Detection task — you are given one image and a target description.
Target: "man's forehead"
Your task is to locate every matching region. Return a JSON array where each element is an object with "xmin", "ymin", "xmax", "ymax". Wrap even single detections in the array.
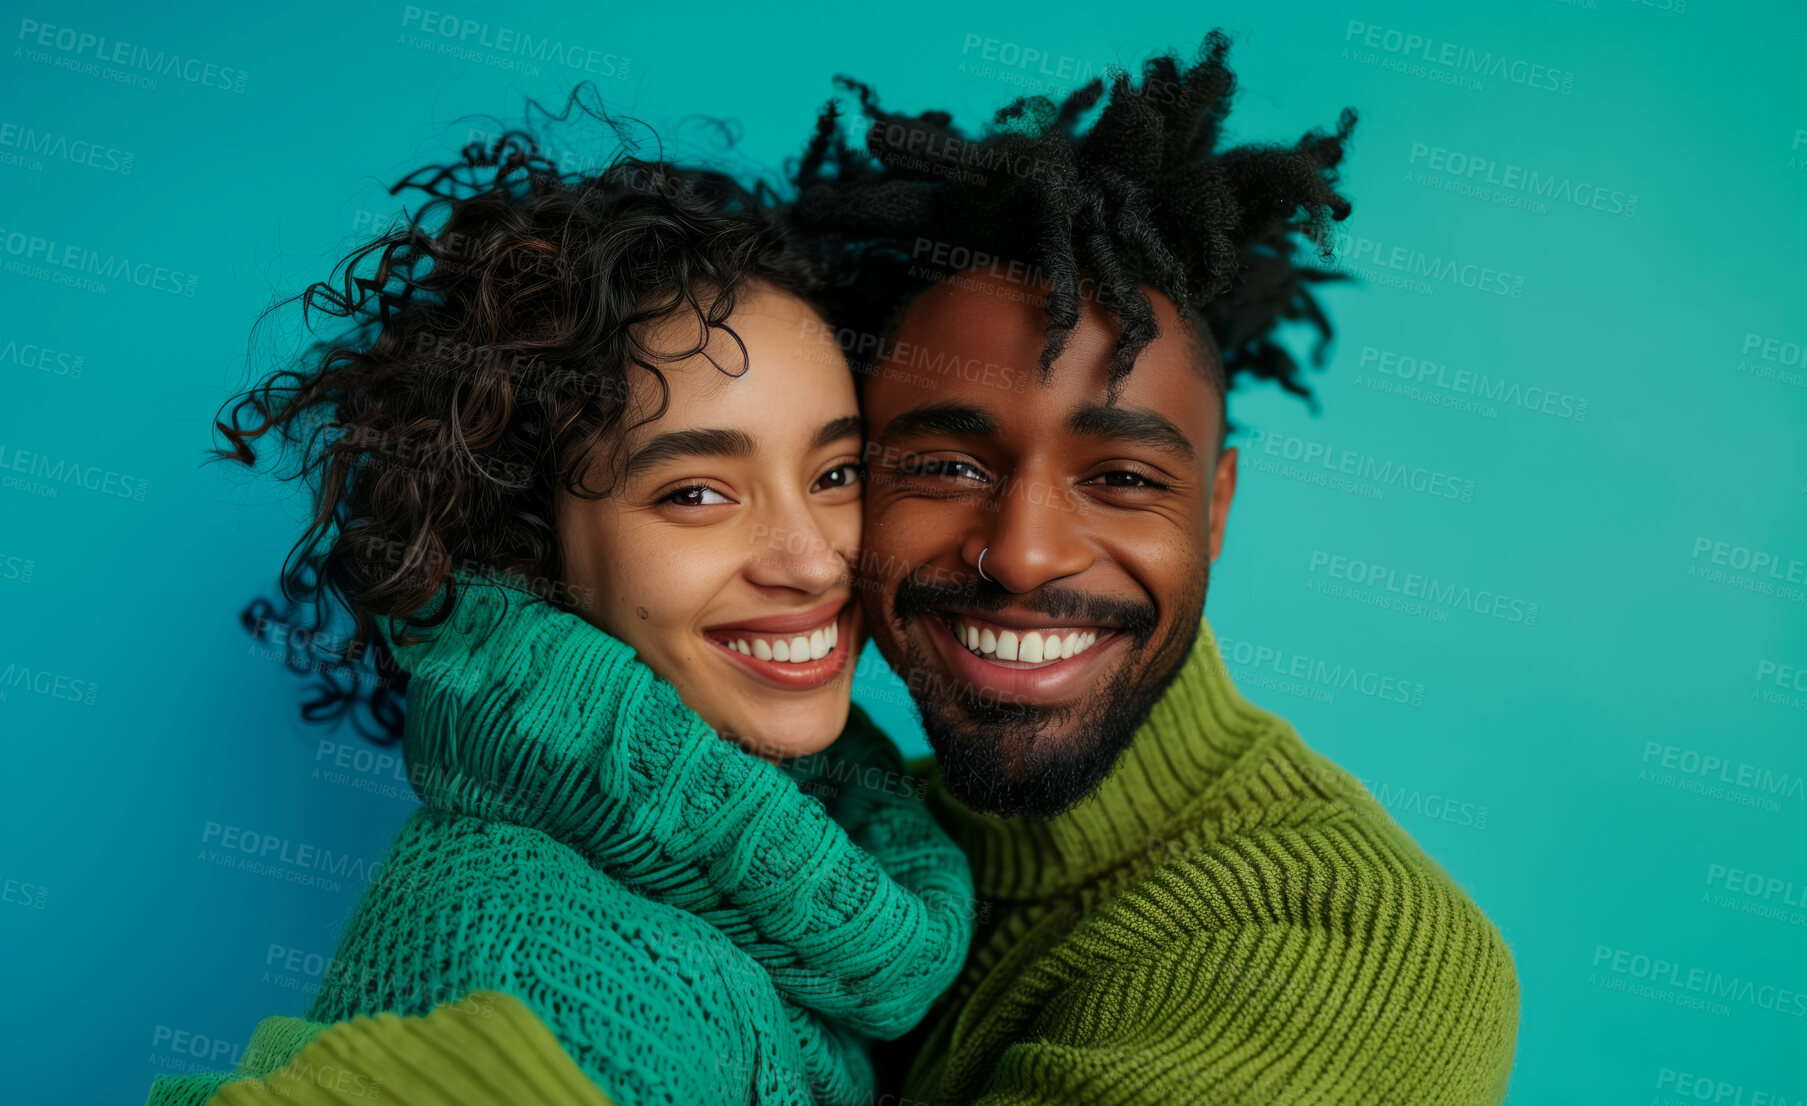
[{"xmin": 877, "ymin": 266, "xmax": 1223, "ymax": 422}]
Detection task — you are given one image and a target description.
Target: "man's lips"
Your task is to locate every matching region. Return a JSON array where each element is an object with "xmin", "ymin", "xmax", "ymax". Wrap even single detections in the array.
[
  {"xmin": 702, "ymin": 601, "xmax": 853, "ymax": 691},
  {"xmin": 919, "ymin": 608, "xmax": 1124, "ymax": 705},
  {"xmin": 938, "ymin": 610, "xmax": 1107, "ymax": 666}
]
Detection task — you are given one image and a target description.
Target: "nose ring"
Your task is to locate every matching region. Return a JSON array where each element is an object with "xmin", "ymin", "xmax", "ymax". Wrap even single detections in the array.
[{"xmin": 977, "ymin": 547, "xmax": 992, "ymax": 582}]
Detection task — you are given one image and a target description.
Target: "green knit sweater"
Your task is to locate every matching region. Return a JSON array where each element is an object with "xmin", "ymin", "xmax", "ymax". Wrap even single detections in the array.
[
  {"xmin": 149, "ymin": 580, "xmax": 974, "ymax": 1106},
  {"xmin": 901, "ymin": 616, "xmax": 1520, "ymax": 1106}
]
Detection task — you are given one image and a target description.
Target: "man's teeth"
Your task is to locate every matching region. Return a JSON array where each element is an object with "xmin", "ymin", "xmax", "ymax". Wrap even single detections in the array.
[
  {"xmin": 727, "ymin": 620, "xmax": 838, "ymax": 664},
  {"xmin": 955, "ymin": 619, "xmax": 1096, "ymax": 663}
]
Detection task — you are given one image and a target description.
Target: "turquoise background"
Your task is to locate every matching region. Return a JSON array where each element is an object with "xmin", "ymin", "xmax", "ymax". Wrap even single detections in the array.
[{"xmin": 3, "ymin": 0, "xmax": 1804, "ymax": 1100}]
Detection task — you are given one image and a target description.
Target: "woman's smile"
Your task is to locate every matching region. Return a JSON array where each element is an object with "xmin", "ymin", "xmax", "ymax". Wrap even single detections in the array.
[{"xmin": 703, "ymin": 599, "xmax": 855, "ymax": 691}]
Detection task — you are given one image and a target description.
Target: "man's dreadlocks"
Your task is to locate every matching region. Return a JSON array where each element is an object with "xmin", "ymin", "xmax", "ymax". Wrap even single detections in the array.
[{"xmin": 788, "ymin": 29, "xmax": 1356, "ymax": 429}]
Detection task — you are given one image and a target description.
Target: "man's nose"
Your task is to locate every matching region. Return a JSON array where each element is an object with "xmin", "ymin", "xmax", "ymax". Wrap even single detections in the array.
[{"xmin": 961, "ymin": 475, "xmax": 1092, "ymax": 593}]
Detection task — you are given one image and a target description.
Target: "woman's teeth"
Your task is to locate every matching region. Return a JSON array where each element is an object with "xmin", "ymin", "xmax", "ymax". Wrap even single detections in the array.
[
  {"xmin": 726, "ymin": 620, "xmax": 838, "ymax": 664},
  {"xmin": 953, "ymin": 618, "xmax": 1097, "ymax": 664}
]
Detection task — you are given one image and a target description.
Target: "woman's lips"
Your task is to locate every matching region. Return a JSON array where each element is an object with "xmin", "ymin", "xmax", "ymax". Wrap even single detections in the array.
[{"xmin": 702, "ymin": 601, "xmax": 853, "ymax": 691}]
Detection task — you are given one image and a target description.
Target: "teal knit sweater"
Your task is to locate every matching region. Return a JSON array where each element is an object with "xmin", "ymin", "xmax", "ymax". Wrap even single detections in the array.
[{"xmin": 154, "ymin": 581, "xmax": 974, "ymax": 1105}]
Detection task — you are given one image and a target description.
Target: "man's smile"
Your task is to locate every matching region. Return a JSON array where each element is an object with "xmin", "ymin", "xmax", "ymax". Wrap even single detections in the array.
[
  {"xmin": 920, "ymin": 607, "xmax": 1127, "ymax": 705},
  {"xmin": 939, "ymin": 610, "xmax": 1109, "ymax": 666}
]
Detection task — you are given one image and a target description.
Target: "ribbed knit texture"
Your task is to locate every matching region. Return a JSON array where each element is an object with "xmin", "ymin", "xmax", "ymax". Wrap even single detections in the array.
[
  {"xmin": 903, "ymin": 616, "xmax": 1519, "ymax": 1106},
  {"xmin": 150, "ymin": 579, "xmax": 973, "ymax": 1106},
  {"xmin": 146, "ymin": 1016, "xmax": 327, "ymax": 1105},
  {"xmin": 207, "ymin": 991, "xmax": 614, "ymax": 1106}
]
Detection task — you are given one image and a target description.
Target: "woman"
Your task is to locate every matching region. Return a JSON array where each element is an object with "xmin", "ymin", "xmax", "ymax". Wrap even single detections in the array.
[{"xmin": 147, "ymin": 123, "xmax": 973, "ymax": 1105}]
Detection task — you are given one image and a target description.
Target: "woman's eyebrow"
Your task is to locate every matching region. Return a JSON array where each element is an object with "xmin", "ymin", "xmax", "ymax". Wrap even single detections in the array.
[
  {"xmin": 625, "ymin": 427, "xmax": 757, "ymax": 476},
  {"xmin": 812, "ymin": 415, "xmax": 866, "ymax": 450}
]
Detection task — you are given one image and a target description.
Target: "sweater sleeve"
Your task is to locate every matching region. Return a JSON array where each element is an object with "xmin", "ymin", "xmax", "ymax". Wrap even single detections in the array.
[
  {"xmin": 144, "ymin": 1016, "xmax": 326, "ymax": 1106},
  {"xmin": 379, "ymin": 578, "xmax": 973, "ymax": 1041},
  {"xmin": 207, "ymin": 991, "xmax": 614, "ymax": 1106},
  {"xmin": 957, "ymin": 860, "xmax": 1519, "ymax": 1106}
]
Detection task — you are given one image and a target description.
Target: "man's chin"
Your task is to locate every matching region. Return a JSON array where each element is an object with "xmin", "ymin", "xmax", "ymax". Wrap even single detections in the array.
[
  {"xmin": 907, "ymin": 616, "xmax": 1202, "ymax": 821},
  {"xmin": 928, "ymin": 723, "xmax": 1132, "ymax": 820},
  {"xmin": 917, "ymin": 677, "xmax": 1150, "ymax": 820}
]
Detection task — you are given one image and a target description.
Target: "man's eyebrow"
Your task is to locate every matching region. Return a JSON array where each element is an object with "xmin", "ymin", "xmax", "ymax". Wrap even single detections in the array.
[
  {"xmin": 625, "ymin": 427, "xmax": 756, "ymax": 476},
  {"xmin": 811, "ymin": 415, "xmax": 866, "ymax": 450},
  {"xmin": 877, "ymin": 402, "xmax": 1000, "ymax": 441},
  {"xmin": 1068, "ymin": 403, "xmax": 1196, "ymax": 461}
]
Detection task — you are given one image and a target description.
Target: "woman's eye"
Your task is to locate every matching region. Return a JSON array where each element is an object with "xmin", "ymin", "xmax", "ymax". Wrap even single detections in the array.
[
  {"xmin": 813, "ymin": 463, "xmax": 865, "ymax": 491},
  {"xmin": 665, "ymin": 485, "xmax": 732, "ymax": 507}
]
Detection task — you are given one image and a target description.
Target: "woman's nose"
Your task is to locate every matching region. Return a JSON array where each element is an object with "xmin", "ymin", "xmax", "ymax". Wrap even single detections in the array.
[{"xmin": 745, "ymin": 505, "xmax": 855, "ymax": 594}]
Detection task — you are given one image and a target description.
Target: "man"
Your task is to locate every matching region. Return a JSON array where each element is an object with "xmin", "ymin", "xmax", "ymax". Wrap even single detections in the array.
[{"xmin": 791, "ymin": 31, "xmax": 1520, "ymax": 1106}]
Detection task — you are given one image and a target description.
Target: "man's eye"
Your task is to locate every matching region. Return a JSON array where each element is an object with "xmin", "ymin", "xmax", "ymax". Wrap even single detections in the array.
[
  {"xmin": 1091, "ymin": 470, "xmax": 1170, "ymax": 490},
  {"xmin": 666, "ymin": 485, "xmax": 732, "ymax": 507},
  {"xmin": 902, "ymin": 457, "xmax": 989, "ymax": 482},
  {"xmin": 813, "ymin": 463, "xmax": 865, "ymax": 491}
]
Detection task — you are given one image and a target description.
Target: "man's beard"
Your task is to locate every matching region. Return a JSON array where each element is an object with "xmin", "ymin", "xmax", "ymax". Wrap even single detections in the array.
[{"xmin": 889, "ymin": 566, "xmax": 1207, "ymax": 820}]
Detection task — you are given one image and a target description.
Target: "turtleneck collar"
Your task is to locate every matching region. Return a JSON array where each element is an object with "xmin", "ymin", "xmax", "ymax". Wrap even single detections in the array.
[
  {"xmin": 927, "ymin": 614, "xmax": 1293, "ymax": 901},
  {"xmin": 377, "ymin": 575, "xmax": 973, "ymax": 1049}
]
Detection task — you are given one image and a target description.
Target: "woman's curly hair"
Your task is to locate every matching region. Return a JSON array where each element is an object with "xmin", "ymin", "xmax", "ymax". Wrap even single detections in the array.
[
  {"xmin": 786, "ymin": 29, "xmax": 1356, "ymax": 436},
  {"xmin": 220, "ymin": 99, "xmax": 819, "ymax": 737}
]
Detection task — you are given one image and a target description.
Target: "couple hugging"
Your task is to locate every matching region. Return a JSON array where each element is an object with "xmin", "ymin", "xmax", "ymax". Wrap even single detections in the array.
[{"xmin": 151, "ymin": 32, "xmax": 1518, "ymax": 1106}]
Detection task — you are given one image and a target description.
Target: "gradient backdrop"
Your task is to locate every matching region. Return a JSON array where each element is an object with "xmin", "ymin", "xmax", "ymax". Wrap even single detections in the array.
[{"xmin": 3, "ymin": 0, "xmax": 1805, "ymax": 1101}]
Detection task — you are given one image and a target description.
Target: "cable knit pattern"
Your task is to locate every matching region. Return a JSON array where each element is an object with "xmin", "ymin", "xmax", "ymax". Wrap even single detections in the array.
[
  {"xmin": 901, "ymin": 616, "xmax": 1520, "ymax": 1106},
  {"xmin": 167, "ymin": 578, "xmax": 971, "ymax": 1106}
]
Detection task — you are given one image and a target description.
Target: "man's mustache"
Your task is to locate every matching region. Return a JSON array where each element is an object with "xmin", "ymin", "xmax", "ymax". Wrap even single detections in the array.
[{"xmin": 892, "ymin": 572, "xmax": 1159, "ymax": 645}]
